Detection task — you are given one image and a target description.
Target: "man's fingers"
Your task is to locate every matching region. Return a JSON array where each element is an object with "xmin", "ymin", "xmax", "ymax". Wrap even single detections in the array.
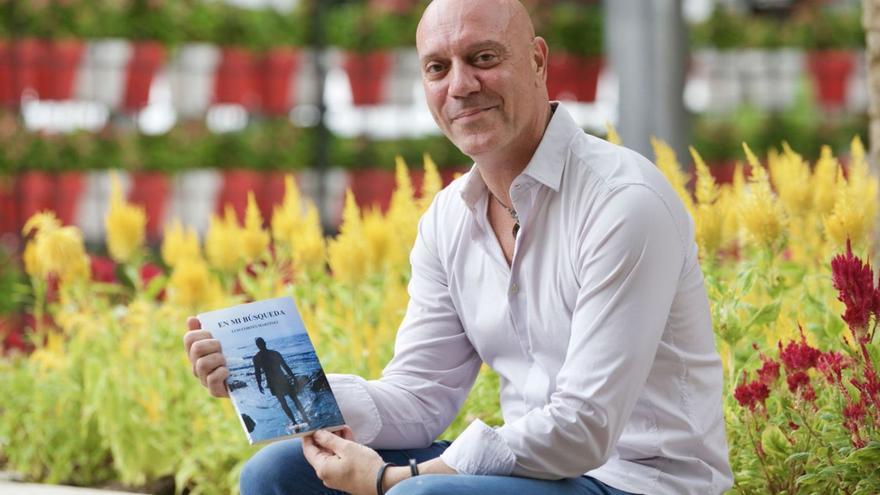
[
  {"xmin": 189, "ymin": 339, "xmax": 222, "ymax": 362},
  {"xmin": 302, "ymin": 435, "xmax": 335, "ymax": 477},
  {"xmin": 313, "ymin": 429, "xmax": 350, "ymax": 452},
  {"xmin": 302, "ymin": 435, "xmax": 342, "ymax": 488},
  {"xmin": 206, "ymin": 367, "xmax": 229, "ymax": 397},
  {"xmin": 183, "ymin": 317, "xmax": 229, "ymax": 398},
  {"xmin": 195, "ymin": 353, "xmax": 226, "ymax": 385},
  {"xmin": 334, "ymin": 426, "xmax": 355, "ymax": 441},
  {"xmin": 186, "ymin": 316, "xmax": 201, "ymax": 331},
  {"xmin": 183, "ymin": 329, "xmax": 213, "ymax": 356},
  {"xmin": 302, "ymin": 435, "xmax": 322, "ymax": 465}
]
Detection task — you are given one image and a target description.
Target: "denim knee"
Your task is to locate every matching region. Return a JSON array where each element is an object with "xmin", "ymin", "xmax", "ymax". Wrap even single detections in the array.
[
  {"xmin": 387, "ymin": 475, "xmax": 452, "ymax": 495},
  {"xmin": 239, "ymin": 438, "xmax": 319, "ymax": 495}
]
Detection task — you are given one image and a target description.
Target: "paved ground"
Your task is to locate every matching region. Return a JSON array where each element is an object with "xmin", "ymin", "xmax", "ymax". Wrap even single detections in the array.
[{"xmin": 0, "ymin": 481, "xmax": 138, "ymax": 495}]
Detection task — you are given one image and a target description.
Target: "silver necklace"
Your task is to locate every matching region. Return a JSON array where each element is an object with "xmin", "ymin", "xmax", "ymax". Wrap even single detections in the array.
[{"xmin": 491, "ymin": 194, "xmax": 520, "ymax": 238}]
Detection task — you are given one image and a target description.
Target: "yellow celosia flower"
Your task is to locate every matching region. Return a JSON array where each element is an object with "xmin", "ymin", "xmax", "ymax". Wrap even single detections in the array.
[
  {"xmin": 363, "ymin": 208, "xmax": 392, "ymax": 273},
  {"xmin": 770, "ymin": 144, "xmax": 813, "ymax": 218},
  {"xmin": 732, "ymin": 162, "xmax": 745, "ymax": 198},
  {"xmin": 137, "ymin": 391, "xmax": 164, "ymax": 424},
  {"xmin": 842, "ymin": 137, "xmax": 878, "ymax": 236},
  {"xmin": 689, "ymin": 147, "xmax": 724, "ymax": 258},
  {"xmin": 824, "ymin": 138, "xmax": 878, "ymax": 250},
  {"xmin": 651, "ymin": 137, "xmax": 694, "ymax": 215},
  {"xmin": 63, "ymin": 252, "xmax": 91, "ymax": 285},
  {"xmin": 812, "ymin": 146, "xmax": 840, "ymax": 216},
  {"xmin": 739, "ymin": 143, "xmax": 786, "ymax": 250},
  {"xmin": 22, "ymin": 210, "xmax": 89, "ymax": 284},
  {"xmin": 241, "ymin": 192, "xmax": 270, "ymax": 264},
  {"xmin": 327, "ymin": 191, "xmax": 369, "ymax": 285},
  {"xmin": 420, "ymin": 153, "xmax": 443, "ymax": 212},
  {"xmin": 385, "ymin": 157, "xmax": 421, "ymax": 271},
  {"xmin": 716, "ymin": 188, "xmax": 738, "ymax": 249},
  {"xmin": 690, "ymin": 146, "xmax": 718, "ymax": 206},
  {"xmin": 205, "ymin": 206, "xmax": 242, "ymax": 273},
  {"xmin": 825, "ymin": 187, "xmax": 868, "ymax": 250},
  {"xmin": 695, "ymin": 204, "xmax": 725, "ymax": 259},
  {"xmin": 271, "ymin": 175, "xmax": 304, "ymax": 247},
  {"xmin": 30, "ymin": 331, "xmax": 67, "ymax": 374},
  {"xmin": 105, "ymin": 174, "xmax": 146, "ymax": 263},
  {"xmin": 167, "ymin": 256, "xmax": 224, "ymax": 310},
  {"xmin": 22, "ymin": 240, "xmax": 42, "ymax": 279},
  {"xmin": 605, "ymin": 122, "xmax": 621, "ymax": 145},
  {"xmin": 291, "ymin": 203, "xmax": 326, "ymax": 276},
  {"xmin": 161, "ymin": 220, "xmax": 201, "ymax": 268},
  {"xmin": 23, "ymin": 210, "xmax": 61, "ymax": 236},
  {"xmin": 389, "ymin": 156, "xmax": 416, "ymax": 213}
]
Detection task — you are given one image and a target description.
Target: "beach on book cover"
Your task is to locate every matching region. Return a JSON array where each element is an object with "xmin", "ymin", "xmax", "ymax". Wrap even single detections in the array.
[{"xmin": 199, "ymin": 297, "xmax": 345, "ymax": 444}]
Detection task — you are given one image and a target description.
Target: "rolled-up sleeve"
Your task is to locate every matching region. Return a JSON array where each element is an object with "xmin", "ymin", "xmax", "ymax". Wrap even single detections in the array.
[
  {"xmin": 442, "ymin": 185, "xmax": 686, "ymax": 478},
  {"xmin": 337, "ymin": 200, "xmax": 483, "ymax": 450}
]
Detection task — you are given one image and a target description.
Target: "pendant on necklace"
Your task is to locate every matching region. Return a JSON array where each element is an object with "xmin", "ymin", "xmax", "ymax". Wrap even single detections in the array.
[{"xmin": 512, "ymin": 223, "xmax": 520, "ymax": 239}]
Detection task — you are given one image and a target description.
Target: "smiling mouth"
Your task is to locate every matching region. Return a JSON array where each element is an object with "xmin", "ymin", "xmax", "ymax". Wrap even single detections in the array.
[{"xmin": 451, "ymin": 106, "xmax": 497, "ymax": 122}]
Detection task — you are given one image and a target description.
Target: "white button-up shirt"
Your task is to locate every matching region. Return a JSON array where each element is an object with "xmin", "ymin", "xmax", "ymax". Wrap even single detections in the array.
[{"xmin": 328, "ymin": 105, "xmax": 733, "ymax": 495}]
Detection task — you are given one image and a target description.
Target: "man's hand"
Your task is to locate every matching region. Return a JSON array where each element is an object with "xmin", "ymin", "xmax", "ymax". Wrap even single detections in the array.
[
  {"xmin": 183, "ymin": 316, "xmax": 229, "ymax": 398},
  {"xmin": 302, "ymin": 427, "xmax": 385, "ymax": 495}
]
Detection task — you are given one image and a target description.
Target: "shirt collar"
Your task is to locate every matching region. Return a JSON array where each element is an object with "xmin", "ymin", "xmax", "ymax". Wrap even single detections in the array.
[{"xmin": 459, "ymin": 102, "xmax": 580, "ymax": 212}]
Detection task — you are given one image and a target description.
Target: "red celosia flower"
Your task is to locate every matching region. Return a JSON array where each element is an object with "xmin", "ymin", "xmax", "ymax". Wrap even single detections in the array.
[
  {"xmin": 831, "ymin": 239, "xmax": 878, "ymax": 335},
  {"xmin": 778, "ymin": 327, "xmax": 821, "ymax": 372},
  {"xmin": 801, "ymin": 385, "xmax": 816, "ymax": 402},
  {"xmin": 786, "ymin": 370, "xmax": 810, "ymax": 393},
  {"xmin": 850, "ymin": 372, "xmax": 880, "ymax": 410},
  {"xmin": 733, "ymin": 380, "xmax": 753, "ymax": 409},
  {"xmin": 817, "ymin": 350, "xmax": 849, "ymax": 384},
  {"xmin": 752, "ymin": 343, "xmax": 781, "ymax": 385},
  {"xmin": 140, "ymin": 262, "xmax": 162, "ymax": 285},
  {"xmin": 90, "ymin": 255, "xmax": 117, "ymax": 283},
  {"xmin": 866, "ymin": 369, "xmax": 880, "ymax": 399},
  {"xmin": 757, "ymin": 358, "xmax": 780, "ymax": 385},
  {"xmin": 843, "ymin": 402, "xmax": 865, "ymax": 425},
  {"xmin": 734, "ymin": 377, "xmax": 770, "ymax": 411}
]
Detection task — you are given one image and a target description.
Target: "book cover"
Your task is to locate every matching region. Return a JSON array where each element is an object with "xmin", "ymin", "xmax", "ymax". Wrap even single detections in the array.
[{"xmin": 198, "ymin": 296, "xmax": 346, "ymax": 444}]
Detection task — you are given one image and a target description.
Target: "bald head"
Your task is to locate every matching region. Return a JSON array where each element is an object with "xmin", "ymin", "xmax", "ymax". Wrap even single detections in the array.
[
  {"xmin": 417, "ymin": 0, "xmax": 535, "ymax": 52},
  {"xmin": 414, "ymin": 0, "xmax": 550, "ymax": 163}
]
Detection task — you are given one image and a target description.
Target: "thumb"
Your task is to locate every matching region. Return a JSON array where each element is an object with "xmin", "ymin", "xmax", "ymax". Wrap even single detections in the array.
[
  {"xmin": 313, "ymin": 429, "xmax": 349, "ymax": 452},
  {"xmin": 187, "ymin": 316, "xmax": 201, "ymax": 331}
]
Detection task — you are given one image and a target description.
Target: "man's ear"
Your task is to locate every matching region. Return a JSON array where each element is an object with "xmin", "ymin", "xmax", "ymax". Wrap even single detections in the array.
[{"xmin": 533, "ymin": 36, "xmax": 549, "ymax": 84}]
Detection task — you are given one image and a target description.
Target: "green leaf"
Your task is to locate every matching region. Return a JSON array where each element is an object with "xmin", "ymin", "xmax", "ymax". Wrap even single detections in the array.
[
  {"xmin": 762, "ymin": 425, "xmax": 790, "ymax": 459},
  {"xmin": 736, "ymin": 264, "xmax": 757, "ymax": 295},
  {"xmin": 785, "ymin": 451, "xmax": 811, "ymax": 464},
  {"xmin": 746, "ymin": 302, "xmax": 782, "ymax": 330},
  {"xmin": 143, "ymin": 274, "xmax": 167, "ymax": 301}
]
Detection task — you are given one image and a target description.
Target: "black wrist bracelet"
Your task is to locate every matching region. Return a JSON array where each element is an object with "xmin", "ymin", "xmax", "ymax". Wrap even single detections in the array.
[
  {"xmin": 408, "ymin": 458, "xmax": 419, "ymax": 478},
  {"xmin": 376, "ymin": 461, "xmax": 393, "ymax": 495}
]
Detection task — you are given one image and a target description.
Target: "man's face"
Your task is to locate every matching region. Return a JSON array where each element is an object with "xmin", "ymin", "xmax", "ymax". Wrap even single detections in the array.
[{"xmin": 416, "ymin": 0, "xmax": 546, "ymax": 158}]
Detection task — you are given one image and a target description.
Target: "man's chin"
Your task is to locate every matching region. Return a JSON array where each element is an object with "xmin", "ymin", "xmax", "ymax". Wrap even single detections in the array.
[{"xmin": 451, "ymin": 133, "xmax": 500, "ymax": 158}]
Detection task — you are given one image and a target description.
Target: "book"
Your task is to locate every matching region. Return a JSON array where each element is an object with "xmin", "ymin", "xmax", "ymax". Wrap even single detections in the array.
[{"xmin": 198, "ymin": 296, "xmax": 346, "ymax": 444}]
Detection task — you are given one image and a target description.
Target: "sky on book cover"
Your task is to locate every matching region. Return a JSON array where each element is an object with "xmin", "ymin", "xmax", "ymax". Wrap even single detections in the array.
[{"xmin": 202, "ymin": 297, "xmax": 345, "ymax": 443}]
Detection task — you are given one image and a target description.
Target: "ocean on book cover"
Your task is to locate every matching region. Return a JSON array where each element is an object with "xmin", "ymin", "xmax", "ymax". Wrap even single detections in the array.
[{"xmin": 198, "ymin": 296, "xmax": 346, "ymax": 444}]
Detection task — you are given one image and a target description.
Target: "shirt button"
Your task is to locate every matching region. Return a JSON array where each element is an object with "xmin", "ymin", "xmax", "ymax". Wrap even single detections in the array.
[{"xmin": 510, "ymin": 283, "xmax": 519, "ymax": 294}]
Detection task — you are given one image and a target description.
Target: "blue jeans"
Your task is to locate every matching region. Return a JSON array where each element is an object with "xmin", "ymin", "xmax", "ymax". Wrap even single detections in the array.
[{"xmin": 239, "ymin": 438, "xmax": 639, "ymax": 495}]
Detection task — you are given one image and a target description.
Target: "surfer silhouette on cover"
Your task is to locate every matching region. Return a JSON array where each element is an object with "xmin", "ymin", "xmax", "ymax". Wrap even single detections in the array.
[{"xmin": 252, "ymin": 337, "xmax": 310, "ymax": 426}]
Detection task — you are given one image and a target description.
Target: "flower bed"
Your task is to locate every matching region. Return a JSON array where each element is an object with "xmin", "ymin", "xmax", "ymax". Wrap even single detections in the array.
[{"xmin": 0, "ymin": 138, "xmax": 878, "ymax": 493}]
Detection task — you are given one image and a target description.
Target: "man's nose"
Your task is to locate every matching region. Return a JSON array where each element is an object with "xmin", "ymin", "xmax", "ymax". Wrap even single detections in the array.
[{"xmin": 448, "ymin": 62, "xmax": 481, "ymax": 98}]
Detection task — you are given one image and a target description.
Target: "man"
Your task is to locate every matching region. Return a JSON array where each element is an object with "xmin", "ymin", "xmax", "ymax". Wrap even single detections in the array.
[
  {"xmin": 184, "ymin": 0, "xmax": 733, "ymax": 493},
  {"xmin": 252, "ymin": 337, "xmax": 310, "ymax": 427}
]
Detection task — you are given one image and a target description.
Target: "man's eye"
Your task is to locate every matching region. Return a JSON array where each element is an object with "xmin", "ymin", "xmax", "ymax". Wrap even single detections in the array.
[
  {"xmin": 425, "ymin": 63, "xmax": 445, "ymax": 74},
  {"xmin": 475, "ymin": 53, "xmax": 497, "ymax": 64}
]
